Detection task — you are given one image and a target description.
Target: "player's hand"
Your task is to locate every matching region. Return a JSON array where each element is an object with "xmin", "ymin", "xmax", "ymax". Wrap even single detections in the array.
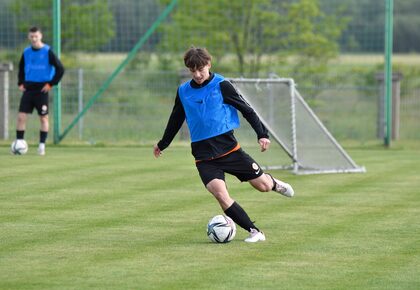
[
  {"xmin": 41, "ymin": 83, "xmax": 52, "ymax": 93},
  {"xmin": 153, "ymin": 144, "xmax": 162, "ymax": 158},
  {"xmin": 18, "ymin": 84, "xmax": 26, "ymax": 92},
  {"xmin": 258, "ymin": 138, "xmax": 271, "ymax": 152}
]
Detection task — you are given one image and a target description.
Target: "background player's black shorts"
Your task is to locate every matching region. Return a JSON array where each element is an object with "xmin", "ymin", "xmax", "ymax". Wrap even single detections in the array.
[
  {"xmin": 195, "ymin": 148, "xmax": 264, "ymax": 186},
  {"xmin": 18, "ymin": 90, "xmax": 49, "ymax": 116}
]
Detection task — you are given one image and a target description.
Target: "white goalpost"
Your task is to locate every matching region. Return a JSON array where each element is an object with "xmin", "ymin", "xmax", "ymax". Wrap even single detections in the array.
[{"xmin": 229, "ymin": 76, "xmax": 366, "ymax": 175}]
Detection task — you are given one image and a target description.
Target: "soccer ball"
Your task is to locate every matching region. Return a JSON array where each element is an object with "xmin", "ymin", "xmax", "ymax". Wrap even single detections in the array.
[
  {"xmin": 207, "ymin": 215, "xmax": 236, "ymax": 243},
  {"xmin": 11, "ymin": 139, "xmax": 28, "ymax": 155}
]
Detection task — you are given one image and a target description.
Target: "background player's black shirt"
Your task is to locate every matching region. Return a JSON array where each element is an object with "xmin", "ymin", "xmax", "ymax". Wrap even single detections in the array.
[{"xmin": 158, "ymin": 73, "xmax": 269, "ymax": 161}]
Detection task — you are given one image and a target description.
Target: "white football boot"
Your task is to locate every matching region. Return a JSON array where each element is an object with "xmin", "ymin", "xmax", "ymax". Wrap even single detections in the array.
[
  {"xmin": 273, "ymin": 178, "xmax": 294, "ymax": 197},
  {"xmin": 244, "ymin": 228, "xmax": 266, "ymax": 243}
]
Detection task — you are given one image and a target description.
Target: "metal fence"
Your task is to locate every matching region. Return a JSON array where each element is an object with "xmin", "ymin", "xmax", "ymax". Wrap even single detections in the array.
[{"xmin": 1, "ymin": 0, "xmax": 419, "ymax": 144}]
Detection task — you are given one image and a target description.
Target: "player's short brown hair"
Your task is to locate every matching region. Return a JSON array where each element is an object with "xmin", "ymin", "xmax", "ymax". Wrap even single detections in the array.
[
  {"xmin": 29, "ymin": 26, "xmax": 41, "ymax": 33},
  {"xmin": 183, "ymin": 46, "xmax": 212, "ymax": 70}
]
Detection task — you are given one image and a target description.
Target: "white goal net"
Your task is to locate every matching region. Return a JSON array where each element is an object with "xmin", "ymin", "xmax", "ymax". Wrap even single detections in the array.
[{"xmin": 229, "ymin": 77, "xmax": 365, "ymax": 175}]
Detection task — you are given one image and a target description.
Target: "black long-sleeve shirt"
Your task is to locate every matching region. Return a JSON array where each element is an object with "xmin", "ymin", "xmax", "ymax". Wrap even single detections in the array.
[
  {"xmin": 157, "ymin": 72, "xmax": 269, "ymax": 161},
  {"xmin": 18, "ymin": 47, "xmax": 65, "ymax": 91}
]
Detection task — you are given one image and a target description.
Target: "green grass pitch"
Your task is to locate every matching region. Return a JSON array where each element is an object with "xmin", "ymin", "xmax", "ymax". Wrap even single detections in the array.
[{"xmin": 0, "ymin": 144, "xmax": 419, "ymax": 289}]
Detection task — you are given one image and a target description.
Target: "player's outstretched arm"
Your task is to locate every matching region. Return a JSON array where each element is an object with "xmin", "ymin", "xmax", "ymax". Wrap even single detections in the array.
[{"xmin": 154, "ymin": 93, "xmax": 186, "ymax": 157}]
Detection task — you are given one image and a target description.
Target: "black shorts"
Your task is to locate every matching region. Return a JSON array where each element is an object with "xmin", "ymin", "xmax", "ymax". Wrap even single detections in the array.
[
  {"xmin": 18, "ymin": 90, "xmax": 49, "ymax": 116},
  {"xmin": 195, "ymin": 148, "xmax": 264, "ymax": 186}
]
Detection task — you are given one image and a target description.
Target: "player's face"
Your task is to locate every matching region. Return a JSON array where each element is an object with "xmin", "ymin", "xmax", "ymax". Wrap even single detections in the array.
[
  {"xmin": 28, "ymin": 31, "xmax": 43, "ymax": 49},
  {"xmin": 189, "ymin": 63, "xmax": 211, "ymax": 85}
]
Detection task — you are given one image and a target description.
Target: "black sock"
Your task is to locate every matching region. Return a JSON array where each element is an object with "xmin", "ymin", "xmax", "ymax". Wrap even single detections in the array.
[
  {"xmin": 16, "ymin": 130, "xmax": 25, "ymax": 140},
  {"xmin": 224, "ymin": 201, "xmax": 259, "ymax": 232},
  {"xmin": 40, "ymin": 131, "xmax": 48, "ymax": 143}
]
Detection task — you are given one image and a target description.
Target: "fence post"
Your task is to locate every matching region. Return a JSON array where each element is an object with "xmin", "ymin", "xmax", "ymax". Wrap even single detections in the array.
[
  {"xmin": 375, "ymin": 72, "xmax": 403, "ymax": 140},
  {"xmin": 0, "ymin": 63, "xmax": 13, "ymax": 140},
  {"xmin": 78, "ymin": 68, "xmax": 84, "ymax": 140},
  {"xmin": 53, "ymin": 0, "xmax": 62, "ymax": 144}
]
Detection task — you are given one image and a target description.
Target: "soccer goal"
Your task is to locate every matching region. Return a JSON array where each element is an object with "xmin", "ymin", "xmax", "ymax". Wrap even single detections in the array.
[{"xmin": 229, "ymin": 77, "xmax": 365, "ymax": 175}]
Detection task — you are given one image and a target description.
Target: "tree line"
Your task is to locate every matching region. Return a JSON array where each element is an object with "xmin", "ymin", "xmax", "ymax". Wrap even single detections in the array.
[{"xmin": 0, "ymin": 0, "xmax": 418, "ymax": 64}]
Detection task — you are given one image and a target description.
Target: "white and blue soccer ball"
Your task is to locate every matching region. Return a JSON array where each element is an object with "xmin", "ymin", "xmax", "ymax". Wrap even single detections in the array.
[
  {"xmin": 11, "ymin": 139, "xmax": 28, "ymax": 155},
  {"xmin": 207, "ymin": 215, "xmax": 236, "ymax": 243}
]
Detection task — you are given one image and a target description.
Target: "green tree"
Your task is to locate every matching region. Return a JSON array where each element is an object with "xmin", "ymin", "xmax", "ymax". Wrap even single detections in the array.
[
  {"xmin": 284, "ymin": 0, "xmax": 348, "ymax": 79},
  {"xmin": 159, "ymin": 0, "xmax": 347, "ymax": 76},
  {"xmin": 10, "ymin": 0, "xmax": 115, "ymax": 52}
]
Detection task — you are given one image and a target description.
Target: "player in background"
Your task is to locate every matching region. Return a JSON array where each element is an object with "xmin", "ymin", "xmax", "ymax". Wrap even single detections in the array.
[
  {"xmin": 15, "ymin": 26, "xmax": 65, "ymax": 155},
  {"xmin": 153, "ymin": 46, "xmax": 294, "ymax": 243}
]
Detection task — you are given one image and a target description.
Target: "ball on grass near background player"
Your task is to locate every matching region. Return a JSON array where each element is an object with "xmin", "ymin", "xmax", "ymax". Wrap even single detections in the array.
[
  {"xmin": 207, "ymin": 215, "xmax": 236, "ymax": 243},
  {"xmin": 11, "ymin": 139, "xmax": 28, "ymax": 155}
]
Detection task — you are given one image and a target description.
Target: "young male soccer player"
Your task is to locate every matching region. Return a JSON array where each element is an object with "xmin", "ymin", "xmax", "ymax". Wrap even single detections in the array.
[
  {"xmin": 16, "ymin": 26, "xmax": 65, "ymax": 155},
  {"xmin": 153, "ymin": 46, "xmax": 294, "ymax": 243}
]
